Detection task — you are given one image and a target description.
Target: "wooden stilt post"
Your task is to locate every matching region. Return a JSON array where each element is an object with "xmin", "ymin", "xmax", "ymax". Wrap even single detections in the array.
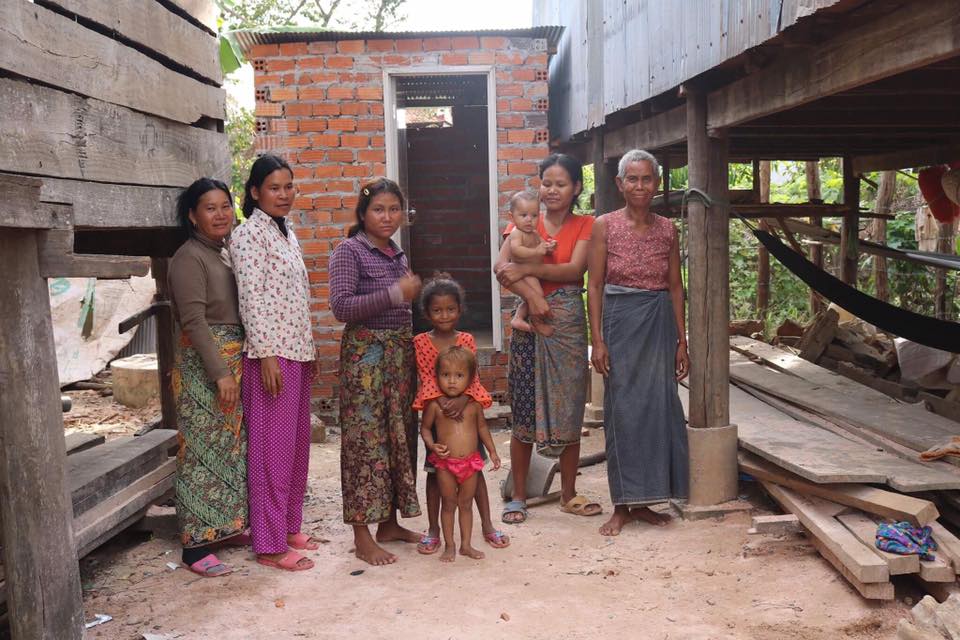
[
  {"xmin": 151, "ymin": 257, "xmax": 178, "ymax": 429},
  {"xmin": 0, "ymin": 229, "xmax": 84, "ymax": 639},
  {"xmin": 806, "ymin": 160, "xmax": 824, "ymax": 313},
  {"xmin": 591, "ymin": 130, "xmax": 620, "ymax": 216},
  {"xmin": 872, "ymin": 170, "xmax": 896, "ymax": 302},
  {"xmin": 756, "ymin": 160, "xmax": 771, "ymax": 321},
  {"xmin": 684, "ymin": 86, "xmax": 736, "ymax": 507},
  {"xmin": 841, "ymin": 157, "xmax": 860, "ymax": 285},
  {"xmin": 935, "ymin": 220, "xmax": 956, "ymax": 320}
]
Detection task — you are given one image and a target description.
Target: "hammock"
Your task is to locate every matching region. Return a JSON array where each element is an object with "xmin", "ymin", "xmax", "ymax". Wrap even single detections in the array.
[{"xmin": 753, "ymin": 228, "xmax": 960, "ymax": 353}]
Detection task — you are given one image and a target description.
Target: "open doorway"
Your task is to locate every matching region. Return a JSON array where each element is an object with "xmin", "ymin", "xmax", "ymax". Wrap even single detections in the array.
[{"xmin": 385, "ymin": 70, "xmax": 500, "ymax": 347}]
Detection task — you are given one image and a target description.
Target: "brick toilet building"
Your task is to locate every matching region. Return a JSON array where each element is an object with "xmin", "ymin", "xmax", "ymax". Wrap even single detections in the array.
[{"xmin": 236, "ymin": 27, "xmax": 562, "ymax": 415}]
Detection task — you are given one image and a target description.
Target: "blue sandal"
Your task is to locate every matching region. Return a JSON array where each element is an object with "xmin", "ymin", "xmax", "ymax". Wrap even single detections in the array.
[{"xmin": 502, "ymin": 500, "xmax": 528, "ymax": 524}]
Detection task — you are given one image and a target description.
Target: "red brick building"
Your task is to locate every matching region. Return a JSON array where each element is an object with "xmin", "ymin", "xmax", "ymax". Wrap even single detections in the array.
[{"xmin": 235, "ymin": 28, "xmax": 562, "ymax": 416}]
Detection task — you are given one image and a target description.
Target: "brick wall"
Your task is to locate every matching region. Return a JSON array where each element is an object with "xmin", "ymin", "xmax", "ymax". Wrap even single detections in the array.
[
  {"xmin": 407, "ymin": 106, "xmax": 491, "ymax": 333},
  {"xmin": 250, "ymin": 35, "xmax": 550, "ymax": 414}
]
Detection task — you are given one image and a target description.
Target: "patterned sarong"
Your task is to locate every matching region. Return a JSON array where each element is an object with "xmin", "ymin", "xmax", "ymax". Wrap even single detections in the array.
[
  {"xmin": 339, "ymin": 325, "xmax": 421, "ymax": 524},
  {"xmin": 172, "ymin": 324, "xmax": 247, "ymax": 547}
]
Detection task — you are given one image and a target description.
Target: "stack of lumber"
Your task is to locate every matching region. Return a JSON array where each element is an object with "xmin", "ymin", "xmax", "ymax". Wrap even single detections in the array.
[{"xmin": 713, "ymin": 337, "xmax": 960, "ymax": 599}]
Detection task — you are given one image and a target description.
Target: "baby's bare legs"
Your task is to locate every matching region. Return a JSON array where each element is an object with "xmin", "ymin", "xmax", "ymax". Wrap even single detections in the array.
[
  {"xmin": 521, "ymin": 275, "xmax": 554, "ymax": 337},
  {"xmin": 457, "ymin": 473, "xmax": 484, "ymax": 559},
  {"xmin": 437, "ymin": 469, "xmax": 459, "ymax": 562}
]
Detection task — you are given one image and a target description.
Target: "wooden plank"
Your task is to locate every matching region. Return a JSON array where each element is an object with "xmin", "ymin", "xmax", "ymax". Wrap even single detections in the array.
[
  {"xmin": 68, "ymin": 429, "xmax": 177, "ymax": 517},
  {"xmin": 37, "ymin": 230, "xmax": 151, "ymax": 279},
  {"xmin": 837, "ymin": 512, "xmax": 920, "ymax": 576},
  {"xmin": 729, "ymin": 356, "xmax": 960, "ymax": 467},
  {"xmin": 739, "ymin": 451, "xmax": 940, "ymax": 526},
  {"xmin": 0, "ymin": 0, "xmax": 225, "ymax": 125},
  {"xmin": 836, "ymin": 362, "xmax": 917, "ymax": 402},
  {"xmin": 604, "ymin": 105, "xmax": 686, "ymax": 158},
  {"xmin": 0, "ymin": 78, "xmax": 229, "ymax": 187},
  {"xmin": 165, "ymin": 0, "xmax": 219, "ymax": 35},
  {"xmin": 31, "ymin": 176, "xmax": 180, "ymax": 229},
  {"xmin": 0, "ymin": 174, "xmax": 73, "ymax": 230},
  {"xmin": 708, "ymin": 0, "xmax": 960, "ymax": 130},
  {"xmin": 761, "ymin": 482, "xmax": 890, "ymax": 584},
  {"xmin": 0, "ymin": 228, "xmax": 84, "ymax": 638},
  {"xmin": 64, "ymin": 432, "xmax": 105, "ymax": 456},
  {"xmin": 40, "ymin": 0, "xmax": 221, "ymax": 83},
  {"xmin": 920, "ymin": 557, "xmax": 956, "ymax": 583},
  {"xmin": 749, "ymin": 514, "xmax": 802, "ymax": 535},
  {"xmin": 852, "ymin": 141, "xmax": 960, "ymax": 174},
  {"xmin": 929, "ymin": 521, "xmax": 960, "ymax": 575},
  {"xmin": 73, "ymin": 458, "xmax": 175, "ymax": 558},
  {"xmin": 151, "ymin": 258, "xmax": 179, "ymax": 430},
  {"xmin": 921, "ymin": 392, "xmax": 960, "ymax": 425}
]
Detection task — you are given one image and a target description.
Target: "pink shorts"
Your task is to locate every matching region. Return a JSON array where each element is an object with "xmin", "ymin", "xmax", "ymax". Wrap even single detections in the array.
[{"xmin": 427, "ymin": 451, "xmax": 484, "ymax": 484}]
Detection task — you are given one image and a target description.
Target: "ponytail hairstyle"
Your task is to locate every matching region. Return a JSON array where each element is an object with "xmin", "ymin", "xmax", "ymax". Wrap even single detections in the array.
[
  {"xmin": 419, "ymin": 271, "xmax": 467, "ymax": 318},
  {"xmin": 349, "ymin": 177, "xmax": 406, "ymax": 238},
  {"xmin": 176, "ymin": 177, "xmax": 233, "ymax": 239},
  {"xmin": 539, "ymin": 153, "xmax": 585, "ymax": 211},
  {"xmin": 242, "ymin": 154, "xmax": 293, "ymax": 218}
]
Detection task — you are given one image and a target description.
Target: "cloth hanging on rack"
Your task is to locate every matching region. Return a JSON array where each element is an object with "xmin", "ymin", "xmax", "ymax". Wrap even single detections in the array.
[{"xmin": 752, "ymin": 228, "xmax": 960, "ymax": 353}]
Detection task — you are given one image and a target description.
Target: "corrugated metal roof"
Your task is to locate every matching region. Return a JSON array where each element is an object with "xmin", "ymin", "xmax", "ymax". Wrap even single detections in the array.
[{"xmin": 233, "ymin": 25, "xmax": 564, "ymax": 54}]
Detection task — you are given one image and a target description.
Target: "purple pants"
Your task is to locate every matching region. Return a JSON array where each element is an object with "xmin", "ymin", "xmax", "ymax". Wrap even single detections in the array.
[{"xmin": 243, "ymin": 356, "xmax": 312, "ymax": 554}]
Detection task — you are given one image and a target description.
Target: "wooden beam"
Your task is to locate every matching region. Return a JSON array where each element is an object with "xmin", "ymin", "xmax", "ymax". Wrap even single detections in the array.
[
  {"xmin": 685, "ymin": 89, "xmax": 729, "ymax": 429},
  {"xmin": 836, "ymin": 512, "xmax": 920, "ymax": 576},
  {"xmin": 591, "ymin": 130, "xmax": 621, "ymax": 215},
  {"xmin": 840, "ymin": 157, "xmax": 859, "ymax": 285},
  {"xmin": 0, "ymin": 78, "xmax": 229, "ymax": 187},
  {"xmin": 0, "ymin": 229, "xmax": 84, "ymax": 639},
  {"xmin": 806, "ymin": 160, "xmax": 824, "ymax": 314},
  {"xmin": 38, "ymin": 0, "xmax": 222, "ymax": 83},
  {"xmin": 0, "ymin": 174, "xmax": 74, "ymax": 229},
  {"xmin": 151, "ymin": 258, "xmax": 179, "ymax": 430},
  {"xmin": 0, "ymin": 0, "xmax": 225, "ymax": 125},
  {"xmin": 34, "ymin": 176, "xmax": 180, "ymax": 229},
  {"xmin": 852, "ymin": 141, "xmax": 960, "ymax": 173},
  {"xmin": 739, "ymin": 451, "xmax": 939, "ymax": 526},
  {"xmin": 163, "ymin": 0, "xmax": 218, "ymax": 35},
  {"xmin": 708, "ymin": 0, "xmax": 960, "ymax": 130},
  {"xmin": 757, "ymin": 160, "xmax": 771, "ymax": 320},
  {"xmin": 761, "ymin": 482, "xmax": 890, "ymax": 584},
  {"xmin": 603, "ymin": 105, "xmax": 686, "ymax": 158},
  {"xmin": 37, "ymin": 230, "xmax": 151, "ymax": 279}
]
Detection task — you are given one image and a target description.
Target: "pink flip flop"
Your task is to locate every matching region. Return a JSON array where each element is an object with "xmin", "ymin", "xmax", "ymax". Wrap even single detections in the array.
[
  {"xmin": 185, "ymin": 554, "xmax": 233, "ymax": 578},
  {"xmin": 287, "ymin": 532, "xmax": 325, "ymax": 551},
  {"xmin": 256, "ymin": 551, "xmax": 314, "ymax": 572}
]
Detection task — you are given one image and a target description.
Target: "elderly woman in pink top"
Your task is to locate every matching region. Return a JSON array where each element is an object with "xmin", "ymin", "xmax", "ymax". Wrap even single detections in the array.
[{"xmin": 587, "ymin": 149, "xmax": 690, "ymax": 537}]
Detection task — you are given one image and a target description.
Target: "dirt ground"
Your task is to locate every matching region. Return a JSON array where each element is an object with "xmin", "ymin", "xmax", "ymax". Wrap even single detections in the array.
[{"xmin": 76, "ymin": 413, "xmax": 915, "ymax": 640}]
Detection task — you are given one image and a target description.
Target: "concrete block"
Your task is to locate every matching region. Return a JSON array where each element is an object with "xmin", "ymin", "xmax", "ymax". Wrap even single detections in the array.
[
  {"xmin": 748, "ymin": 514, "xmax": 802, "ymax": 535},
  {"xmin": 687, "ymin": 423, "xmax": 739, "ymax": 506},
  {"xmin": 110, "ymin": 353, "xmax": 159, "ymax": 408}
]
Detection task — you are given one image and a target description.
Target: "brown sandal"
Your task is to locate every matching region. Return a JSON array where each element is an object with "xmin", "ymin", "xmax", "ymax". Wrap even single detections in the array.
[{"xmin": 559, "ymin": 495, "xmax": 603, "ymax": 517}]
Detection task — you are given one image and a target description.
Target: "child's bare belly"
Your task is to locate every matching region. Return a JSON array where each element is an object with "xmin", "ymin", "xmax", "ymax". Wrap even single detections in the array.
[{"xmin": 436, "ymin": 421, "xmax": 479, "ymax": 458}]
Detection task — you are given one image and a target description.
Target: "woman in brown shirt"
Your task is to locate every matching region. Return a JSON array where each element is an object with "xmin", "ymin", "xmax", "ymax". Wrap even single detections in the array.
[{"xmin": 168, "ymin": 178, "xmax": 248, "ymax": 577}]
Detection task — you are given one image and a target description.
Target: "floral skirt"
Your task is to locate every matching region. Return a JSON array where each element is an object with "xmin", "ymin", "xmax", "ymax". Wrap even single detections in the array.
[
  {"xmin": 171, "ymin": 324, "xmax": 247, "ymax": 548},
  {"xmin": 339, "ymin": 325, "xmax": 421, "ymax": 525}
]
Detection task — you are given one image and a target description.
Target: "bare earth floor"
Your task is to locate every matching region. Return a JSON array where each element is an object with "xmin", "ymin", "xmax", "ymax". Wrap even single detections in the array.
[{"xmin": 81, "ymin": 429, "xmax": 910, "ymax": 640}]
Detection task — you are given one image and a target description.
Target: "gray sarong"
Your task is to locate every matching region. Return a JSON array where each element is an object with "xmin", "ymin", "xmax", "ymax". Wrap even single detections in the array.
[{"xmin": 603, "ymin": 284, "xmax": 688, "ymax": 505}]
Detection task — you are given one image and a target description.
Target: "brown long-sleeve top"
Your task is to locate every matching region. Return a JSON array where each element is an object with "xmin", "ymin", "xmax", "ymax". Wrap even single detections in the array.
[{"xmin": 168, "ymin": 234, "xmax": 241, "ymax": 381}]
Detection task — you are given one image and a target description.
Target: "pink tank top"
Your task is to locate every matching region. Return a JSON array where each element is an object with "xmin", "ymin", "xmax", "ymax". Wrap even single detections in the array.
[{"xmin": 604, "ymin": 209, "xmax": 676, "ymax": 291}]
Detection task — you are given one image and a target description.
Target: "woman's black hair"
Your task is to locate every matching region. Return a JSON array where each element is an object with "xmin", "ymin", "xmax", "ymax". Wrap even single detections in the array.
[
  {"xmin": 419, "ymin": 271, "xmax": 467, "ymax": 319},
  {"xmin": 242, "ymin": 153, "xmax": 293, "ymax": 217},
  {"xmin": 176, "ymin": 177, "xmax": 233, "ymax": 239},
  {"xmin": 349, "ymin": 177, "xmax": 406, "ymax": 238},
  {"xmin": 539, "ymin": 153, "xmax": 585, "ymax": 210}
]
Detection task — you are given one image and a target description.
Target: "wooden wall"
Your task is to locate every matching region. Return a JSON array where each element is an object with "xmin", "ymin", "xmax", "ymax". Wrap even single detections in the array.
[
  {"xmin": 0, "ymin": 0, "xmax": 230, "ymax": 247},
  {"xmin": 533, "ymin": 0, "xmax": 843, "ymax": 141}
]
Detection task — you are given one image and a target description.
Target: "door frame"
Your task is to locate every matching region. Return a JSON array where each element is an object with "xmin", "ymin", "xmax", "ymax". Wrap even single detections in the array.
[{"xmin": 382, "ymin": 65, "xmax": 502, "ymax": 351}]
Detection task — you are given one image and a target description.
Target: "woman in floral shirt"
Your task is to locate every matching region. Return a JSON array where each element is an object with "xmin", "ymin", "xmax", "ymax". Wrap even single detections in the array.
[{"xmin": 230, "ymin": 154, "xmax": 321, "ymax": 572}]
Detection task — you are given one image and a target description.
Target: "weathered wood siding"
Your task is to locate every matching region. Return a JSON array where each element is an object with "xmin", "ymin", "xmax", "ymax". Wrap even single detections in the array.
[{"xmin": 534, "ymin": 0, "xmax": 844, "ymax": 140}]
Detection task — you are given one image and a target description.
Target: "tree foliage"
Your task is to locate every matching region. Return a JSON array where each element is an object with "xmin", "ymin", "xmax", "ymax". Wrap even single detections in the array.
[{"xmin": 217, "ymin": 0, "xmax": 406, "ymax": 31}]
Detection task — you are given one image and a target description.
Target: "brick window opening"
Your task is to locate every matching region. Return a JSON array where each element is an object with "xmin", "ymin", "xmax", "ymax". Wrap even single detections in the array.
[
  {"xmin": 534, "ymin": 130, "xmax": 549, "ymax": 143},
  {"xmin": 255, "ymin": 119, "xmax": 268, "ymax": 133},
  {"xmin": 536, "ymin": 98, "xmax": 548, "ymax": 111},
  {"xmin": 535, "ymin": 70, "xmax": 548, "ymax": 81},
  {"xmin": 252, "ymin": 59, "xmax": 267, "ymax": 72},
  {"xmin": 255, "ymin": 88, "xmax": 268, "ymax": 101}
]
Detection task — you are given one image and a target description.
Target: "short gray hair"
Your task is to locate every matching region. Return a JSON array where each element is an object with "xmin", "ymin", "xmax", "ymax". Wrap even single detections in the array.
[{"xmin": 617, "ymin": 149, "xmax": 661, "ymax": 179}]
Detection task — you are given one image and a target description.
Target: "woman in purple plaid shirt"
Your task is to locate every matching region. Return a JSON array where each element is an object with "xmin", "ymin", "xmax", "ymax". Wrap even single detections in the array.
[{"xmin": 329, "ymin": 178, "xmax": 424, "ymax": 566}]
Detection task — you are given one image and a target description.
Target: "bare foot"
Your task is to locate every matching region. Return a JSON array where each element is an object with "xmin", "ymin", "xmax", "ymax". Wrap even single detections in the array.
[
  {"xmin": 460, "ymin": 544, "xmax": 485, "ymax": 560},
  {"xmin": 511, "ymin": 314, "xmax": 534, "ymax": 334},
  {"xmin": 376, "ymin": 520, "xmax": 421, "ymax": 544},
  {"xmin": 630, "ymin": 506, "xmax": 672, "ymax": 526},
  {"xmin": 354, "ymin": 536, "xmax": 398, "ymax": 566},
  {"xmin": 599, "ymin": 509, "xmax": 632, "ymax": 536},
  {"xmin": 529, "ymin": 316, "xmax": 555, "ymax": 337},
  {"xmin": 440, "ymin": 545, "xmax": 456, "ymax": 563}
]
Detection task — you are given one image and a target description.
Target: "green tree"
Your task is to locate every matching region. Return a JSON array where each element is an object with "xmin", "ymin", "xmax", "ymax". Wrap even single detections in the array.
[
  {"xmin": 225, "ymin": 90, "xmax": 255, "ymax": 216},
  {"xmin": 217, "ymin": 0, "xmax": 406, "ymax": 31}
]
